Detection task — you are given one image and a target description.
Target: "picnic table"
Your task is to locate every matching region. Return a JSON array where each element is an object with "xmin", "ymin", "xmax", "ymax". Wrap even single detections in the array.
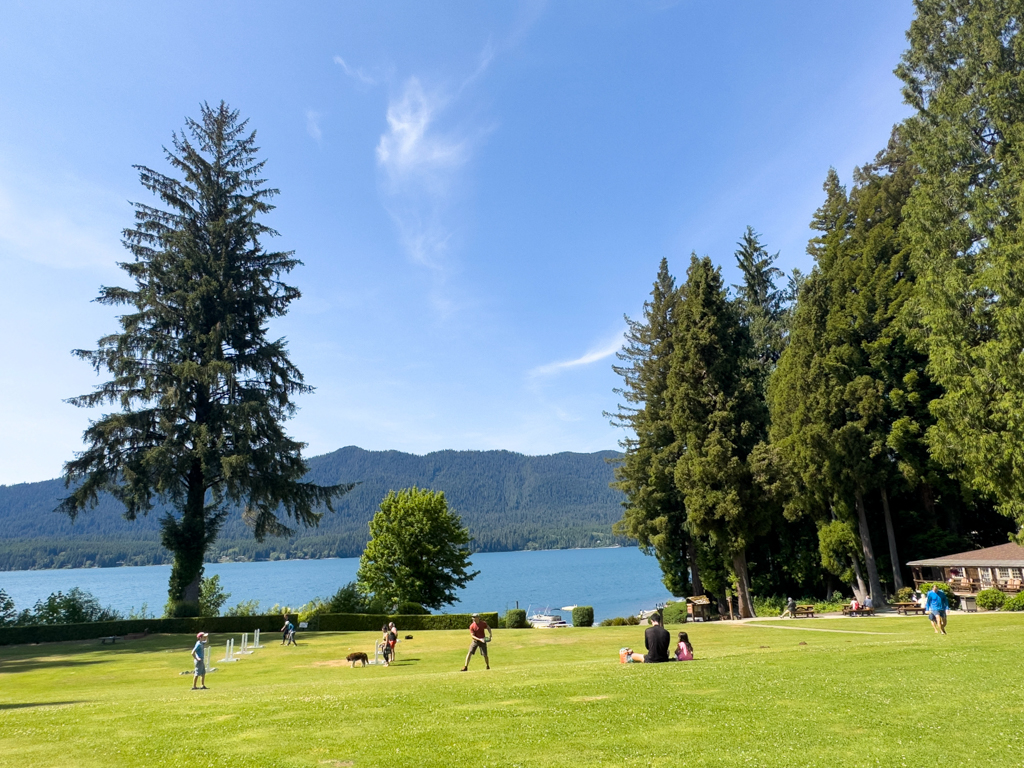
[
  {"xmin": 893, "ymin": 602, "xmax": 927, "ymax": 615},
  {"xmin": 794, "ymin": 605, "xmax": 816, "ymax": 618},
  {"xmin": 841, "ymin": 606, "xmax": 875, "ymax": 617}
]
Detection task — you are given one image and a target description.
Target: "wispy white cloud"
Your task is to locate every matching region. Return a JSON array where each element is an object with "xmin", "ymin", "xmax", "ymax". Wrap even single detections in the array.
[
  {"xmin": 529, "ymin": 333, "xmax": 625, "ymax": 378},
  {"xmin": 0, "ymin": 173, "xmax": 123, "ymax": 271},
  {"xmin": 333, "ymin": 55, "xmax": 378, "ymax": 86},
  {"xmin": 306, "ymin": 110, "xmax": 323, "ymax": 142},
  {"xmin": 377, "ymin": 78, "xmax": 467, "ymax": 185}
]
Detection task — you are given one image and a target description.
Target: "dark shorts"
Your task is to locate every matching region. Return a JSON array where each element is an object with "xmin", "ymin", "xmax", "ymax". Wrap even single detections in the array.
[{"xmin": 468, "ymin": 638, "xmax": 488, "ymax": 657}]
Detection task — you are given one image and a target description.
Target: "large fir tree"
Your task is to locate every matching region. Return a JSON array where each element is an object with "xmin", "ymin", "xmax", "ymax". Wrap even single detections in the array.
[
  {"xmin": 670, "ymin": 255, "xmax": 768, "ymax": 617},
  {"xmin": 609, "ymin": 259, "xmax": 701, "ymax": 597},
  {"xmin": 59, "ymin": 103, "xmax": 351, "ymax": 610},
  {"xmin": 897, "ymin": 0, "xmax": 1024, "ymax": 535}
]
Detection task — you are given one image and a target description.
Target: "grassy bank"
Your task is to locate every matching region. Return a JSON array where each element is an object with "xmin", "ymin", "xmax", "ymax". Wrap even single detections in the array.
[{"xmin": 1, "ymin": 614, "xmax": 1022, "ymax": 767}]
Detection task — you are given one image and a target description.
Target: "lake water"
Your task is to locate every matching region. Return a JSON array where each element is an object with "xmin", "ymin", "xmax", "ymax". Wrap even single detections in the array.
[{"xmin": 0, "ymin": 547, "xmax": 672, "ymax": 623}]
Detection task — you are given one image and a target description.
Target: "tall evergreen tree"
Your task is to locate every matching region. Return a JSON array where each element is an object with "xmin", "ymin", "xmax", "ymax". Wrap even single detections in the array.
[
  {"xmin": 670, "ymin": 255, "xmax": 768, "ymax": 617},
  {"xmin": 897, "ymin": 0, "xmax": 1024, "ymax": 535},
  {"xmin": 610, "ymin": 259, "xmax": 700, "ymax": 596},
  {"xmin": 59, "ymin": 103, "xmax": 351, "ymax": 610}
]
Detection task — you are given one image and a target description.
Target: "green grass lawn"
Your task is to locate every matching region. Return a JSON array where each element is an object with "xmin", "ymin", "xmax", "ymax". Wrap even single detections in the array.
[{"xmin": 1, "ymin": 613, "xmax": 1023, "ymax": 767}]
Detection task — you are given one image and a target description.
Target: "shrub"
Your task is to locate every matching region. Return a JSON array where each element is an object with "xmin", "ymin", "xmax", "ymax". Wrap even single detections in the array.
[
  {"xmin": 0, "ymin": 589, "xmax": 15, "ymax": 627},
  {"xmin": 599, "ymin": 614, "xmax": 640, "ymax": 627},
  {"xmin": 504, "ymin": 609, "xmax": 527, "ymax": 628},
  {"xmin": 894, "ymin": 586, "xmax": 916, "ymax": 603},
  {"xmin": 572, "ymin": 606, "xmax": 594, "ymax": 627},
  {"xmin": 20, "ymin": 588, "xmax": 122, "ymax": 625},
  {"xmin": 662, "ymin": 601, "xmax": 689, "ymax": 624},
  {"xmin": 199, "ymin": 575, "xmax": 230, "ymax": 617},
  {"xmin": 976, "ymin": 588, "xmax": 1007, "ymax": 611},
  {"xmin": 1001, "ymin": 593, "xmax": 1024, "ymax": 612},
  {"xmin": 167, "ymin": 600, "xmax": 200, "ymax": 618},
  {"xmin": 920, "ymin": 582, "xmax": 959, "ymax": 610},
  {"xmin": 326, "ymin": 582, "xmax": 370, "ymax": 614},
  {"xmin": 225, "ymin": 599, "xmax": 262, "ymax": 617},
  {"xmin": 297, "ymin": 598, "xmax": 330, "ymax": 623},
  {"xmin": 752, "ymin": 595, "xmax": 784, "ymax": 616}
]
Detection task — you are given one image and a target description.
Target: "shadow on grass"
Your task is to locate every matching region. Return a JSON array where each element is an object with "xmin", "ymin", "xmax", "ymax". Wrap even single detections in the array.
[
  {"xmin": 0, "ymin": 701, "xmax": 87, "ymax": 710},
  {"xmin": 0, "ymin": 658, "xmax": 107, "ymax": 674}
]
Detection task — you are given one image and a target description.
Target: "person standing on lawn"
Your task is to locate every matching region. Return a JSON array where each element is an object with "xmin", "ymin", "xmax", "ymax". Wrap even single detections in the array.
[
  {"xmin": 644, "ymin": 612, "xmax": 671, "ymax": 663},
  {"xmin": 191, "ymin": 632, "xmax": 209, "ymax": 690},
  {"xmin": 926, "ymin": 585, "xmax": 948, "ymax": 634},
  {"xmin": 460, "ymin": 613, "xmax": 491, "ymax": 671}
]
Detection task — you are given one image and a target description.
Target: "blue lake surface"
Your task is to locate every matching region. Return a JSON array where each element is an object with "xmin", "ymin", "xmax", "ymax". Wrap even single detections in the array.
[{"xmin": 0, "ymin": 547, "xmax": 673, "ymax": 623}]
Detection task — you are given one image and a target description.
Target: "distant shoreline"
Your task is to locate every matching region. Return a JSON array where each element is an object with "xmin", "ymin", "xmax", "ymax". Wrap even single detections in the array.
[{"xmin": 0, "ymin": 544, "xmax": 630, "ymax": 573}]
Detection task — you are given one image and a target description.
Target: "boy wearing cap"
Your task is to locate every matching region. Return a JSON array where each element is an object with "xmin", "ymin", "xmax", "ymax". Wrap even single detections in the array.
[
  {"xmin": 191, "ymin": 633, "xmax": 209, "ymax": 690},
  {"xmin": 460, "ymin": 613, "xmax": 491, "ymax": 671}
]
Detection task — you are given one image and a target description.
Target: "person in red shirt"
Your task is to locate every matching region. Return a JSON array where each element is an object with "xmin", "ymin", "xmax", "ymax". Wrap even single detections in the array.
[{"xmin": 460, "ymin": 613, "xmax": 491, "ymax": 671}]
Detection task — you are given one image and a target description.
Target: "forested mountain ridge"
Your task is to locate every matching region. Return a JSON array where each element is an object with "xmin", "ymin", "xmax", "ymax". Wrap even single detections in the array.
[{"xmin": 0, "ymin": 447, "xmax": 627, "ymax": 570}]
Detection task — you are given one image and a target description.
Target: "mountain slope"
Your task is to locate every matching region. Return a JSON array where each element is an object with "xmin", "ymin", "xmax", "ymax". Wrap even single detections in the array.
[{"xmin": 0, "ymin": 447, "xmax": 627, "ymax": 569}]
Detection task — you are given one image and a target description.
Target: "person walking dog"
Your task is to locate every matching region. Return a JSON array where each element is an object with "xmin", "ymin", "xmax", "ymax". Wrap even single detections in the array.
[{"xmin": 460, "ymin": 613, "xmax": 491, "ymax": 671}]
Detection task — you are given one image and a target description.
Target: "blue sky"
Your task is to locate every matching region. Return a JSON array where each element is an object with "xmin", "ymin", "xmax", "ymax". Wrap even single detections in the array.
[{"xmin": 0, "ymin": 2, "xmax": 915, "ymax": 485}]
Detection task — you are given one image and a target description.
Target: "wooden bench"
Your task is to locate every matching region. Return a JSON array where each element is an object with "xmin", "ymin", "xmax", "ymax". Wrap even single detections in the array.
[
  {"xmin": 841, "ymin": 606, "xmax": 875, "ymax": 617},
  {"xmin": 794, "ymin": 605, "xmax": 816, "ymax": 618},
  {"xmin": 893, "ymin": 602, "xmax": 927, "ymax": 616},
  {"xmin": 100, "ymin": 636, "xmax": 119, "ymax": 644}
]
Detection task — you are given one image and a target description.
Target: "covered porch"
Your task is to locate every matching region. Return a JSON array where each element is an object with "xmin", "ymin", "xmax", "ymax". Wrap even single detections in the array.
[{"xmin": 908, "ymin": 542, "xmax": 1024, "ymax": 596}]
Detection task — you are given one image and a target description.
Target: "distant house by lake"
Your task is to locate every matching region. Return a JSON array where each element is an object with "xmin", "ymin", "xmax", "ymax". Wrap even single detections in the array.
[{"xmin": 908, "ymin": 542, "xmax": 1024, "ymax": 596}]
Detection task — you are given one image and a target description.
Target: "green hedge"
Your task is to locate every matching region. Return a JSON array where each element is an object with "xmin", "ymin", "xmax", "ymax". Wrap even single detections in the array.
[
  {"xmin": 571, "ymin": 606, "xmax": 594, "ymax": 627},
  {"xmin": 0, "ymin": 610, "xmax": 500, "ymax": 646},
  {"xmin": 504, "ymin": 609, "xmax": 527, "ymax": 629},
  {"xmin": 1001, "ymin": 592, "xmax": 1024, "ymax": 612},
  {"xmin": 0, "ymin": 614, "xmax": 297, "ymax": 646},
  {"xmin": 663, "ymin": 601, "xmax": 688, "ymax": 624},
  {"xmin": 310, "ymin": 612, "xmax": 498, "ymax": 632}
]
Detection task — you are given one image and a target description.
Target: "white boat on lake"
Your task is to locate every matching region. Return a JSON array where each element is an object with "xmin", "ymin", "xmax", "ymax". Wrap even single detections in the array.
[{"xmin": 529, "ymin": 611, "xmax": 570, "ymax": 628}]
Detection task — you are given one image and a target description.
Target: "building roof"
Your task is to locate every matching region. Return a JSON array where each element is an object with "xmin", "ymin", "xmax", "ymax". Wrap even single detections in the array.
[{"xmin": 907, "ymin": 542, "xmax": 1024, "ymax": 568}]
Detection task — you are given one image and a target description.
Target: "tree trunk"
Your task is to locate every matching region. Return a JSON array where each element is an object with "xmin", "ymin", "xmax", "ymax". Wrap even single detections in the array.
[
  {"xmin": 850, "ymin": 556, "xmax": 868, "ymax": 603},
  {"xmin": 880, "ymin": 488, "xmax": 904, "ymax": 591},
  {"xmin": 162, "ymin": 461, "xmax": 209, "ymax": 610},
  {"xmin": 854, "ymin": 489, "xmax": 886, "ymax": 605},
  {"xmin": 687, "ymin": 538, "xmax": 703, "ymax": 596},
  {"xmin": 732, "ymin": 549, "xmax": 756, "ymax": 618}
]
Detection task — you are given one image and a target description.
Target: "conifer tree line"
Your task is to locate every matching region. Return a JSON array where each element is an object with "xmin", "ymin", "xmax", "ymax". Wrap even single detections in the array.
[{"xmin": 610, "ymin": 0, "xmax": 1024, "ymax": 616}]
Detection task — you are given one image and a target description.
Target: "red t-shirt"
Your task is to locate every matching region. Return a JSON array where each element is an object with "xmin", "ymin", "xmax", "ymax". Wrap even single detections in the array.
[{"xmin": 470, "ymin": 620, "xmax": 488, "ymax": 639}]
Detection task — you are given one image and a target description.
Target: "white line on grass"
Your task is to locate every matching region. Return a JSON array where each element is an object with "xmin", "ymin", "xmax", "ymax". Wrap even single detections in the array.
[{"xmin": 731, "ymin": 624, "xmax": 898, "ymax": 635}]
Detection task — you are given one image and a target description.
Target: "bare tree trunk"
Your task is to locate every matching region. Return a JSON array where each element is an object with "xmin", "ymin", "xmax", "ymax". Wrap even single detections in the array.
[
  {"xmin": 854, "ymin": 489, "xmax": 886, "ymax": 605},
  {"xmin": 732, "ymin": 550, "xmax": 756, "ymax": 618},
  {"xmin": 881, "ymin": 488, "xmax": 904, "ymax": 591},
  {"xmin": 687, "ymin": 538, "xmax": 703, "ymax": 596},
  {"xmin": 850, "ymin": 556, "xmax": 868, "ymax": 603}
]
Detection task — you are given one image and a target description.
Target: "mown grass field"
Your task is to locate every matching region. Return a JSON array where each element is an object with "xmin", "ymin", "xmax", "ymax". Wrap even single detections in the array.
[{"xmin": 1, "ymin": 613, "xmax": 1022, "ymax": 767}]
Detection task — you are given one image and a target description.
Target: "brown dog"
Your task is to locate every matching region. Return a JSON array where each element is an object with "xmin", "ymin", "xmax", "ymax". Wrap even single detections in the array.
[{"xmin": 346, "ymin": 652, "xmax": 369, "ymax": 667}]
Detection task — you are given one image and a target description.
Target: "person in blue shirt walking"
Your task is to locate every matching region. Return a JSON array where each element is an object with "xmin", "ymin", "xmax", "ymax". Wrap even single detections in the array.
[{"xmin": 925, "ymin": 585, "xmax": 949, "ymax": 634}]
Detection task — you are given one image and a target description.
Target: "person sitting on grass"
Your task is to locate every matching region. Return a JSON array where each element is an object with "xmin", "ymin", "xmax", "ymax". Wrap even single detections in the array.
[
  {"xmin": 643, "ymin": 612, "xmax": 670, "ymax": 663},
  {"xmin": 675, "ymin": 631, "xmax": 694, "ymax": 661},
  {"xmin": 191, "ymin": 632, "xmax": 209, "ymax": 690}
]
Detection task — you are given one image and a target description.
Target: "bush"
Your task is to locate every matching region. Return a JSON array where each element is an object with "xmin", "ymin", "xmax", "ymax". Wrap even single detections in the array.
[
  {"xmin": 225, "ymin": 599, "xmax": 262, "ymax": 617},
  {"xmin": 326, "ymin": 582, "xmax": 371, "ymax": 613},
  {"xmin": 662, "ymin": 601, "xmax": 688, "ymax": 624},
  {"xmin": 504, "ymin": 609, "xmax": 527, "ymax": 628},
  {"xmin": 19, "ymin": 588, "xmax": 122, "ymax": 625},
  {"xmin": 894, "ymin": 586, "xmax": 916, "ymax": 603},
  {"xmin": 752, "ymin": 595, "xmax": 785, "ymax": 616},
  {"xmin": 571, "ymin": 606, "xmax": 594, "ymax": 627},
  {"xmin": 297, "ymin": 598, "xmax": 330, "ymax": 623},
  {"xmin": 199, "ymin": 575, "xmax": 230, "ymax": 617},
  {"xmin": 167, "ymin": 600, "xmax": 200, "ymax": 618},
  {"xmin": 976, "ymin": 588, "xmax": 1007, "ymax": 611},
  {"xmin": 0, "ymin": 589, "xmax": 16, "ymax": 627},
  {"xmin": 920, "ymin": 582, "xmax": 960, "ymax": 610},
  {"xmin": 599, "ymin": 615, "xmax": 640, "ymax": 627},
  {"xmin": 1001, "ymin": 593, "xmax": 1024, "ymax": 612}
]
